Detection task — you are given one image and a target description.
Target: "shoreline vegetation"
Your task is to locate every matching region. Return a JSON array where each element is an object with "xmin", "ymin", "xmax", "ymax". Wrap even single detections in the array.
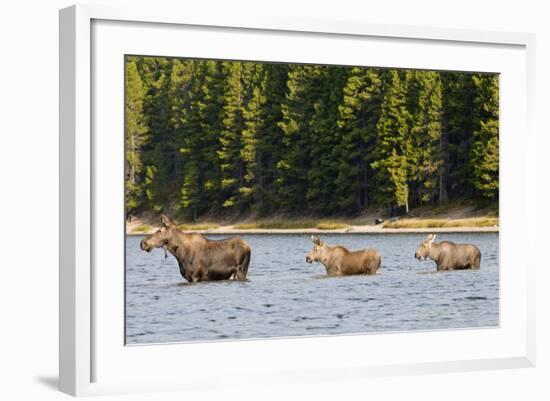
[{"xmin": 127, "ymin": 204, "xmax": 499, "ymax": 235}]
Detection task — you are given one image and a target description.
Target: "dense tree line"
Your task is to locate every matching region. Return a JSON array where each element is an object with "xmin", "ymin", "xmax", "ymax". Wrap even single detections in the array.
[{"xmin": 125, "ymin": 56, "xmax": 499, "ymax": 219}]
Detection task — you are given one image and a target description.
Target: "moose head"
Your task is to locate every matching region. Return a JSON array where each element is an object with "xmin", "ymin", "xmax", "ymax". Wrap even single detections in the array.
[
  {"xmin": 414, "ymin": 234, "xmax": 436, "ymax": 260},
  {"xmin": 306, "ymin": 235, "xmax": 328, "ymax": 264},
  {"xmin": 140, "ymin": 215, "xmax": 176, "ymax": 252}
]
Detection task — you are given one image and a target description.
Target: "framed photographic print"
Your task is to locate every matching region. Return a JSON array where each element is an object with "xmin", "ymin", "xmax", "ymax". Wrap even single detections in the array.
[{"xmin": 59, "ymin": 4, "xmax": 536, "ymax": 397}]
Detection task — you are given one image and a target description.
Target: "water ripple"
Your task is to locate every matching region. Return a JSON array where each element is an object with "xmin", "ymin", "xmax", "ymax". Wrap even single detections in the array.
[{"xmin": 126, "ymin": 233, "xmax": 499, "ymax": 344}]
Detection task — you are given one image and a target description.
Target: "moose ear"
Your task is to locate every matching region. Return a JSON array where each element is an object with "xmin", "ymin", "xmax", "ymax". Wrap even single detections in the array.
[
  {"xmin": 311, "ymin": 235, "xmax": 320, "ymax": 245},
  {"xmin": 428, "ymin": 234, "xmax": 436, "ymax": 243},
  {"xmin": 160, "ymin": 215, "xmax": 173, "ymax": 227}
]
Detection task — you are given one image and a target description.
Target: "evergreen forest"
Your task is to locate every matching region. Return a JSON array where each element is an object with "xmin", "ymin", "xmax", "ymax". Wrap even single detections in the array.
[{"xmin": 125, "ymin": 56, "xmax": 499, "ymax": 220}]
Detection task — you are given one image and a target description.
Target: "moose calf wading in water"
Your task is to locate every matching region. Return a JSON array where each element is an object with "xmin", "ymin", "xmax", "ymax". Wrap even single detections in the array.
[
  {"xmin": 414, "ymin": 234, "xmax": 481, "ymax": 271},
  {"xmin": 140, "ymin": 215, "xmax": 251, "ymax": 282},
  {"xmin": 306, "ymin": 235, "xmax": 381, "ymax": 276}
]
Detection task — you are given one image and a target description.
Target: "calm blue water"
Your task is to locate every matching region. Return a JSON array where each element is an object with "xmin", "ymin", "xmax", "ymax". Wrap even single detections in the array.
[{"xmin": 126, "ymin": 233, "xmax": 499, "ymax": 344}]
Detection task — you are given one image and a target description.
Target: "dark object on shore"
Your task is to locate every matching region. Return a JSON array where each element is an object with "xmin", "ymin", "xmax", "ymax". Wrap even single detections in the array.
[
  {"xmin": 140, "ymin": 215, "xmax": 251, "ymax": 282},
  {"xmin": 306, "ymin": 235, "xmax": 381, "ymax": 276},
  {"xmin": 414, "ymin": 234, "xmax": 481, "ymax": 271},
  {"xmin": 389, "ymin": 216, "xmax": 399, "ymax": 223},
  {"xmin": 374, "ymin": 218, "xmax": 384, "ymax": 225}
]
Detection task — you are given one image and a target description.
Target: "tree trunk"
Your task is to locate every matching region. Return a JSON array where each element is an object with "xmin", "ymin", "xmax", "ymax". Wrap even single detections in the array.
[
  {"xmin": 439, "ymin": 171, "xmax": 448, "ymax": 202},
  {"xmin": 439, "ymin": 130, "xmax": 449, "ymax": 203},
  {"xmin": 129, "ymin": 133, "xmax": 136, "ymax": 184},
  {"xmin": 363, "ymin": 161, "xmax": 368, "ymax": 210}
]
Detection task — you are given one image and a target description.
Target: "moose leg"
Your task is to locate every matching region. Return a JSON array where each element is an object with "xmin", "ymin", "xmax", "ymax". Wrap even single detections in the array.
[
  {"xmin": 190, "ymin": 264, "xmax": 207, "ymax": 282},
  {"xmin": 236, "ymin": 250, "xmax": 251, "ymax": 281},
  {"xmin": 177, "ymin": 262, "xmax": 193, "ymax": 282},
  {"xmin": 473, "ymin": 253, "xmax": 481, "ymax": 269}
]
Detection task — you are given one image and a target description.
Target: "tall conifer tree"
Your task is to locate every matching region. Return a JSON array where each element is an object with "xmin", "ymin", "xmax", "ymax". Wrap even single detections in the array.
[
  {"xmin": 471, "ymin": 74, "xmax": 499, "ymax": 200},
  {"xmin": 241, "ymin": 64, "xmax": 267, "ymax": 211},
  {"xmin": 335, "ymin": 67, "xmax": 384, "ymax": 212},
  {"xmin": 179, "ymin": 60, "xmax": 206, "ymax": 219},
  {"xmin": 441, "ymin": 72, "xmax": 476, "ymax": 198},
  {"xmin": 277, "ymin": 65, "xmax": 323, "ymax": 211},
  {"xmin": 371, "ymin": 70, "xmax": 411, "ymax": 213},
  {"xmin": 408, "ymin": 71, "xmax": 444, "ymax": 205},
  {"xmin": 255, "ymin": 64, "xmax": 288, "ymax": 214},
  {"xmin": 218, "ymin": 62, "xmax": 247, "ymax": 211},
  {"xmin": 306, "ymin": 66, "xmax": 348, "ymax": 213},
  {"xmin": 125, "ymin": 58, "xmax": 149, "ymax": 214}
]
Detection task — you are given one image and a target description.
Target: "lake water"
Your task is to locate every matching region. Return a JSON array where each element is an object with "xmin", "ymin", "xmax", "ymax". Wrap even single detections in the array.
[{"xmin": 126, "ymin": 233, "xmax": 499, "ymax": 344}]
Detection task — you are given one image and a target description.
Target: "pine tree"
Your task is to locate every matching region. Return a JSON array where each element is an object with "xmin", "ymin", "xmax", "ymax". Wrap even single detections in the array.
[
  {"xmin": 179, "ymin": 60, "xmax": 207, "ymax": 219},
  {"xmin": 386, "ymin": 148, "xmax": 409, "ymax": 212},
  {"xmin": 218, "ymin": 62, "xmax": 247, "ymax": 211},
  {"xmin": 471, "ymin": 74, "xmax": 499, "ymax": 200},
  {"xmin": 125, "ymin": 58, "xmax": 149, "ymax": 214},
  {"xmin": 371, "ymin": 70, "xmax": 411, "ymax": 213},
  {"xmin": 277, "ymin": 65, "xmax": 323, "ymax": 211},
  {"xmin": 305, "ymin": 66, "xmax": 349, "ymax": 214},
  {"xmin": 408, "ymin": 70, "xmax": 444, "ymax": 205},
  {"xmin": 168, "ymin": 58, "xmax": 194, "ymax": 200},
  {"xmin": 241, "ymin": 63, "xmax": 267, "ymax": 212},
  {"xmin": 198, "ymin": 60, "xmax": 225, "ymax": 211},
  {"xmin": 335, "ymin": 67, "xmax": 384, "ymax": 212},
  {"xmin": 255, "ymin": 64, "xmax": 289, "ymax": 215},
  {"xmin": 441, "ymin": 72, "xmax": 476, "ymax": 198},
  {"xmin": 138, "ymin": 57, "xmax": 174, "ymax": 211}
]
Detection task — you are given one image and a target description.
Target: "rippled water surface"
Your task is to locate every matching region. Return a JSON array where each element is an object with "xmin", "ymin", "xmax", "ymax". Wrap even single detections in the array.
[{"xmin": 126, "ymin": 233, "xmax": 499, "ymax": 344}]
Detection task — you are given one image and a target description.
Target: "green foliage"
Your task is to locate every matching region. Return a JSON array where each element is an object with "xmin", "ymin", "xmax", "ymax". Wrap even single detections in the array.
[
  {"xmin": 125, "ymin": 58, "xmax": 149, "ymax": 213},
  {"xmin": 441, "ymin": 72, "xmax": 477, "ymax": 197},
  {"xmin": 218, "ymin": 62, "xmax": 246, "ymax": 209},
  {"xmin": 277, "ymin": 65, "xmax": 323, "ymax": 210},
  {"xmin": 407, "ymin": 71, "xmax": 444, "ymax": 204},
  {"xmin": 371, "ymin": 70, "xmax": 411, "ymax": 212},
  {"xmin": 471, "ymin": 74, "xmax": 499, "ymax": 200},
  {"xmin": 307, "ymin": 66, "xmax": 348, "ymax": 214},
  {"xmin": 335, "ymin": 67, "xmax": 384, "ymax": 212},
  {"xmin": 124, "ymin": 57, "xmax": 499, "ymax": 219},
  {"xmin": 241, "ymin": 64, "xmax": 267, "ymax": 211}
]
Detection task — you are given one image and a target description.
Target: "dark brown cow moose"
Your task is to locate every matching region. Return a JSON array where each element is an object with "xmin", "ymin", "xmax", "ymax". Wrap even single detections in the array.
[
  {"xmin": 140, "ymin": 215, "xmax": 251, "ymax": 282},
  {"xmin": 414, "ymin": 234, "xmax": 481, "ymax": 271},
  {"xmin": 306, "ymin": 235, "xmax": 381, "ymax": 276}
]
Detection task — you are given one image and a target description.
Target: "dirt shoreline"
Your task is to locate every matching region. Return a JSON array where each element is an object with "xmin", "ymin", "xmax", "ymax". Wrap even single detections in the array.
[{"xmin": 127, "ymin": 224, "xmax": 499, "ymax": 236}]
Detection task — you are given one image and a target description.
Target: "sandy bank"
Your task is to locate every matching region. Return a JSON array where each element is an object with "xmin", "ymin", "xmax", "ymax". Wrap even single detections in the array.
[{"xmin": 127, "ymin": 224, "xmax": 499, "ymax": 236}]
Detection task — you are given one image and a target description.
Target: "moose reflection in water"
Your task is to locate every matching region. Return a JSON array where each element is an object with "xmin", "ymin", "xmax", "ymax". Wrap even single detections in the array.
[
  {"xmin": 414, "ymin": 234, "xmax": 481, "ymax": 271},
  {"xmin": 306, "ymin": 235, "xmax": 382, "ymax": 276},
  {"xmin": 140, "ymin": 215, "xmax": 251, "ymax": 282}
]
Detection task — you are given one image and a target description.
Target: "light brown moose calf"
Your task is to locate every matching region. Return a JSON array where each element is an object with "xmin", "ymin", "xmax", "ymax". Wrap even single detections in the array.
[
  {"xmin": 414, "ymin": 234, "xmax": 481, "ymax": 271},
  {"xmin": 306, "ymin": 235, "xmax": 381, "ymax": 276}
]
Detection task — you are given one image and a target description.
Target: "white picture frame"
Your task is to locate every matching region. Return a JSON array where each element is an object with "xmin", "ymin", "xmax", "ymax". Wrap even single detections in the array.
[{"xmin": 59, "ymin": 4, "xmax": 536, "ymax": 397}]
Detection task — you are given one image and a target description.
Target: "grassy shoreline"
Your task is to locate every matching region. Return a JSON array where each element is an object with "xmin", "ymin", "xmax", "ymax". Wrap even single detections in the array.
[
  {"xmin": 128, "ymin": 217, "xmax": 499, "ymax": 235},
  {"xmin": 382, "ymin": 217, "xmax": 499, "ymax": 229},
  {"xmin": 127, "ymin": 204, "xmax": 498, "ymax": 235}
]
